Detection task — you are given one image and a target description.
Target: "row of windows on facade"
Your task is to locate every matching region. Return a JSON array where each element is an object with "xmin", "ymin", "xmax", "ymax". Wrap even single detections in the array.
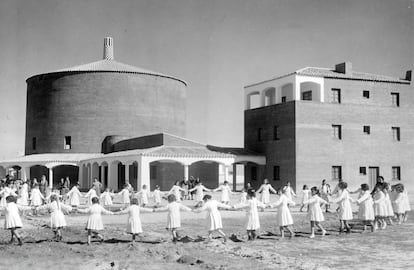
[
  {"xmin": 250, "ymin": 166, "xmax": 401, "ymax": 182},
  {"xmin": 257, "ymin": 126, "xmax": 401, "ymax": 141},
  {"xmin": 32, "ymin": 136, "xmax": 72, "ymax": 150},
  {"xmin": 328, "ymin": 89, "xmax": 400, "ymax": 106}
]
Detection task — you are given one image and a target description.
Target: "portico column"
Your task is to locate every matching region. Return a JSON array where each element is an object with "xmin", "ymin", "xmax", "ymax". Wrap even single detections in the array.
[
  {"xmin": 100, "ymin": 165, "xmax": 105, "ymax": 183},
  {"xmin": 224, "ymin": 165, "xmax": 230, "ymax": 182},
  {"xmin": 184, "ymin": 164, "xmax": 189, "ymax": 181},
  {"xmin": 125, "ymin": 162, "xmax": 131, "ymax": 183},
  {"xmin": 22, "ymin": 166, "xmax": 30, "ymax": 182},
  {"xmin": 48, "ymin": 167, "xmax": 53, "ymax": 190},
  {"xmin": 232, "ymin": 164, "xmax": 237, "ymax": 191},
  {"xmin": 138, "ymin": 157, "xmax": 150, "ymax": 189}
]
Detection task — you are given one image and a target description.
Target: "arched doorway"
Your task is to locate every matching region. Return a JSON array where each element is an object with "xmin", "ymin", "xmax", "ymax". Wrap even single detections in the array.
[
  {"xmin": 189, "ymin": 160, "xmax": 220, "ymax": 189},
  {"xmin": 149, "ymin": 160, "xmax": 184, "ymax": 191},
  {"xmin": 246, "ymin": 91, "xmax": 261, "ymax": 109},
  {"xmin": 0, "ymin": 166, "xmax": 6, "ymax": 179},
  {"xmin": 263, "ymin": 87, "xmax": 276, "ymax": 106},
  {"xmin": 53, "ymin": 165, "xmax": 79, "ymax": 188},
  {"xmin": 30, "ymin": 165, "xmax": 49, "ymax": 183}
]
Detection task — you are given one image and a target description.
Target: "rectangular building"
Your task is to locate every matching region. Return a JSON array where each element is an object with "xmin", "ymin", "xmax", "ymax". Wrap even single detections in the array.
[{"xmin": 244, "ymin": 62, "xmax": 414, "ymax": 192}]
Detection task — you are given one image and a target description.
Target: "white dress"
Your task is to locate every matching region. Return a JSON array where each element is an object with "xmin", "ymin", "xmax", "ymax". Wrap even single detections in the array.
[
  {"xmin": 234, "ymin": 198, "xmax": 265, "ymax": 230},
  {"xmin": 38, "ymin": 201, "xmax": 72, "ymax": 228},
  {"xmin": 158, "ymin": 201, "xmax": 191, "ymax": 229},
  {"xmin": 270, "ymin": 194, "xmax": 295, "ymax": 226},
  {"xmin": 78, "ymin": 204, "xmax": 113, "ymax": 231},
  {"xmin": 169, "ymin": 185, "xmax": 184, "ymax": 202},
  {"xmin": 30, "ymin": 188, "xmax": 45, "ymax": 206},
  {"xmin": 239, "ymin": 192, "xmax": 247, "ymax": 204},
  {"xmin": 384, "ymin": 192, "xmax": 394, "ymax": 217},
  {"xmin": 196, "ymin": 200, "xmax": 231, "ymax": 230},
  {"xmin": 190, "ymin": 185, "xmax": 209, "ymax": 202},
  {"xmin": 215, "ymin": 185, "xmax": 232, "ymax": 203},
  {"xmin": 257, "ymin": 184, "xmax": 276, "ymax": 204},
  {"xmin": 303, "ymin": 195, "xmax": 327, "ymax": 222},
  {"xmin": 392, "ymin": 192, "xmax": 405, "ymax": 214},
  {"xmin": 152, "ymin": 190, "xmax": 163, "ymax": 204},
  {"xmin": 331, "ymin": 189, "xmax": 353, "ymax": 220},
  {"xmin": 373, "ymin": 191, "xmax": 387, "ymax": 217},
  {"xmin": 18, "ymin": 184, "xmax": 29, "ymax": 206},
  {"xmin": 356, "ymin": 192, "xmax": 375, "ymax": 221},
  {"xmin": 85, "ymin": 189, "xmax": 98, "ymax": 205},
  {"xmin": 0, "ymin": 187, "xmax": 18, "ymax": 207},
  {"xmin": 66, "ymin": 186, "xmax": 82, "ymax": 206},
  {"xmin": 137, "ymin": 189, "xmax": 150, "ymax": 205},
  {"xmin": 118, "ymin": 205, "xmax": 153, "ymax": 234},
  {"xmin": 402, "ymin": 190, "xmax": 411, "ymax": 212},
  {"xmin": 284, "ymin": 186, "xmax": 296, "ymax": 203},
  {"xmin": 118, "ymin": 189, "xmax": 131, "ymax": 204},
  {"xmin": 1, "ymin": 202, "xmax": 31, "ymax": 229},
  {"xmin": 301, "ymin": 190, "xmax": 311, "ymax": 204},
  {"xmin": 100, "ymin": 192, "xmax": 113, "ymax": 206}
]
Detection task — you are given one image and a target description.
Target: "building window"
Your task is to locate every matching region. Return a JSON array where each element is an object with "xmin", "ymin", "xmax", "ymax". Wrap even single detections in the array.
[
  {"xmin": 251, "ymin": 167, "xmax": 257, "ymax": 181},
  {"xmin": 257, "ymin": 128, "xmax": 263, "ymax": 142},
  {"xmin": 273, "ymin": 126, "xmax": 280, "ymax": 140},
  {"xmin": 273, "ymin": 166, "xmax": 280, "ymax": 181},
  {"xmin": 281, "ymin": 96, "xmax": 287, "ymax": 103},
  {"xmin": 302, "ymin": 91, "xmax": 312, "ymax": 101},
  {"xmin": 392, "ymin": 166, "xmax": 401, "ymax": 180},
  {"xmin": 392, "ymin": 127, "xmax": 400, "ymax": 141},
  {"xmin": 331, "ymin": 88, "xmax": 341, "ymax": 103},
  {"xmin": 332, "ymin": 166, "xmax": 342, "ymax": 180},
  {"xmin": 332, "ymin": 125, "xmax": 342, "ymax": 140},
  {"xmin": 64, "ymin": 136, "xmax": 71, "ymax": 150},
  {"xmin": 32, "ymin": 137, "xmax": 37, "ymax": 150},
  {"xmin": 359, "ymin": 167, "xmax": 367, "ymax": 175},
  {"xmin": 150, "ymin": 165, "xmax": 157, "ymax": 179},
  {"xmin": 363, "ymin": 90, "xmax": 370, "ymax": 99},
  {"xmin": 363, "ymin": 126, "xmax": 370, "ymax": 135},
  {"xmin": 391, "ymin": 92, "xmax": 400, "ymax": 107}
]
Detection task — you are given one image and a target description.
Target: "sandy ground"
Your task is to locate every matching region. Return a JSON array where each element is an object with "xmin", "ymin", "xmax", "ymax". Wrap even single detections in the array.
[{"xmin": 0, "ymin": 193, "xmax": 413, "ymax": 270}]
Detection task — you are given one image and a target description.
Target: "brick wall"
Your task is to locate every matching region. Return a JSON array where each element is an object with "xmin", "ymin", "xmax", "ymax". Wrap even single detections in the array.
[{"xmin": 25, "ymin": 72, "xmax": 187, "ymax": 154}]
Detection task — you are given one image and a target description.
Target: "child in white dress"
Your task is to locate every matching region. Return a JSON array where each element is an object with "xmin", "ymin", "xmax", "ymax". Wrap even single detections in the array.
[
  {"xmin": 303, "ymin": 187, "xmax": 327, "ymax": 238},
  {"xmin": 372, "ymin": 184, "xmax": 387, "ymax": 230},
  {"xmin": 77, "ymin": 197, "xmax": 114, "ymax": 245},
  {"xmin": 66, "ymin": 183, "xmax": 82, "ymax": 209},
  {"xmin": 401, "ymin": 185, "xmax": 411, "ymax": 222},
  {"xmin": 299, "ymin": 185, "xmax": 311, "ymax": 212},
  {"xmin": 239, "ymin": 188, "xmax": 247, "ymax": 204},
  {"xmin": 100, "ymin": 187, "xmax": 114, "ymax": 208},
  {"xmin": 383, "ymin": 183, "xmax": 395, "ymax": 225},
  {"xmin": 214, "ymin": 181, "xmax": 232, "ymax": 204},
  {"xmin": 154, "ymin": 194, "xmax": 192, "ymax": 242},
  {"xmin": 0, "ymin": 184, "xmax": 18, "ymax": 207},
  {"xmin": 115, "ymin": 198, "xmax": 154, "ymax": 243},
  {"xmin": 256, "ymin": 179, "xmax": 277, "ymax": 204},
  {"xmin": 1, "ymin": 195, "xmax": 31, "ymax": 245},
  {"xmin": 233, "ymin": 189, "xmax": 266, "ymax": 240},
  {"xmin": 117, "ymin": 184, "xmax": 131, "ymax": 209},
  {"xmin": 18, "ymin": 181, "xmax": 29, "ymax": 206},
  {"xmin": 268, "ymin": 186, "xmax": 296, "ymax": 238},
  {"xmin": 354, "ymin": 184, "xmax": 375, "ymax": 232},
  {"xmin": 193, "ymin": 194, "xmax": 232, "ymax": 243},
  {"xmin": 85, "ymin": 187, "xmax": 98, "ymax": 206},
  {"xmin": 136, "ymin": 185, "xmax": 150, "ymax": 207},
  {"xmin": 37, "ymin": 194, "xmax": 72, "ymax": 241},
  {"xmin": 168, "ymin": 181, "xmax": 186, "ymax": 202},
  {"xmin": 152, "ymin": 185, "xmax": 163, "ymax": 207},
  {"xmin": 330, "ymin": 181, "xmax": 354, "ymax": 233},
  {"xmin": 284, "ymin": 182, "xmax": 297, "ymax": 206},
  {"xmin": 30, "ymin": 184, "xmax": 45, "ymax": 215},
  {"xmin": 391, "ymin": 184, "xmax": 405, "ymax": 225},
  {"xmin": 189, "ymin": 182, "xmax": 211, "ymax": 207}
]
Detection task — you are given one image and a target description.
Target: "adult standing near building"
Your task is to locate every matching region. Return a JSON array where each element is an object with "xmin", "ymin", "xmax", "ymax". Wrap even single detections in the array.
[
  {"xmin": 320, "ymin": 179, "xmax": 331, "ymax": 212},
  {"xmin": 39, "ymin": 175, "xmax": 48, "ymax": 197}
]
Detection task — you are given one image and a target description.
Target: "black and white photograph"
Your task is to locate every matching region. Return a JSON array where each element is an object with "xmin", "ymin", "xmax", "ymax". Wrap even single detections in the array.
[{"xmin": 0, "ymin": 0, "xmax": 413, "ymax": 269}]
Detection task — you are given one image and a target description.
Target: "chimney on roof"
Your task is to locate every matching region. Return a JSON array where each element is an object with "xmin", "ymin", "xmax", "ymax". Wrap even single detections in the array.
[
  {"xmin": 335, "ymin": 62, "xmax": 352, "ymax": 74},
  {"xmin": 405, "ymin": 70, "xmax": 412, "ymax": 82},
  {"xmin": 103, "ymin": 37, "xmax": 114, "ymax": 60}
]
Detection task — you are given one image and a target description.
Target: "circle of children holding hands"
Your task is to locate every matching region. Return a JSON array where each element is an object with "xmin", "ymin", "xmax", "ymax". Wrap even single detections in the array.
[{"xmin": 0, "ymin": 175, "xmax": 411, "ymax": 246}]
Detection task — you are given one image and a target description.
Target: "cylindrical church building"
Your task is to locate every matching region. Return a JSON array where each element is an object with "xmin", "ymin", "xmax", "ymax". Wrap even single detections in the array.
[{"xmin": 25, "ymin": 37, "xmax": 187, "ymax": 155}]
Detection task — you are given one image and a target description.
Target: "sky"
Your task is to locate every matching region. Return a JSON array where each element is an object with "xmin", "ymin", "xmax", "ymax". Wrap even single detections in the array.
[{"xmin": 0, "ymin": 0, "xmax": 413, "ymax": 159}]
